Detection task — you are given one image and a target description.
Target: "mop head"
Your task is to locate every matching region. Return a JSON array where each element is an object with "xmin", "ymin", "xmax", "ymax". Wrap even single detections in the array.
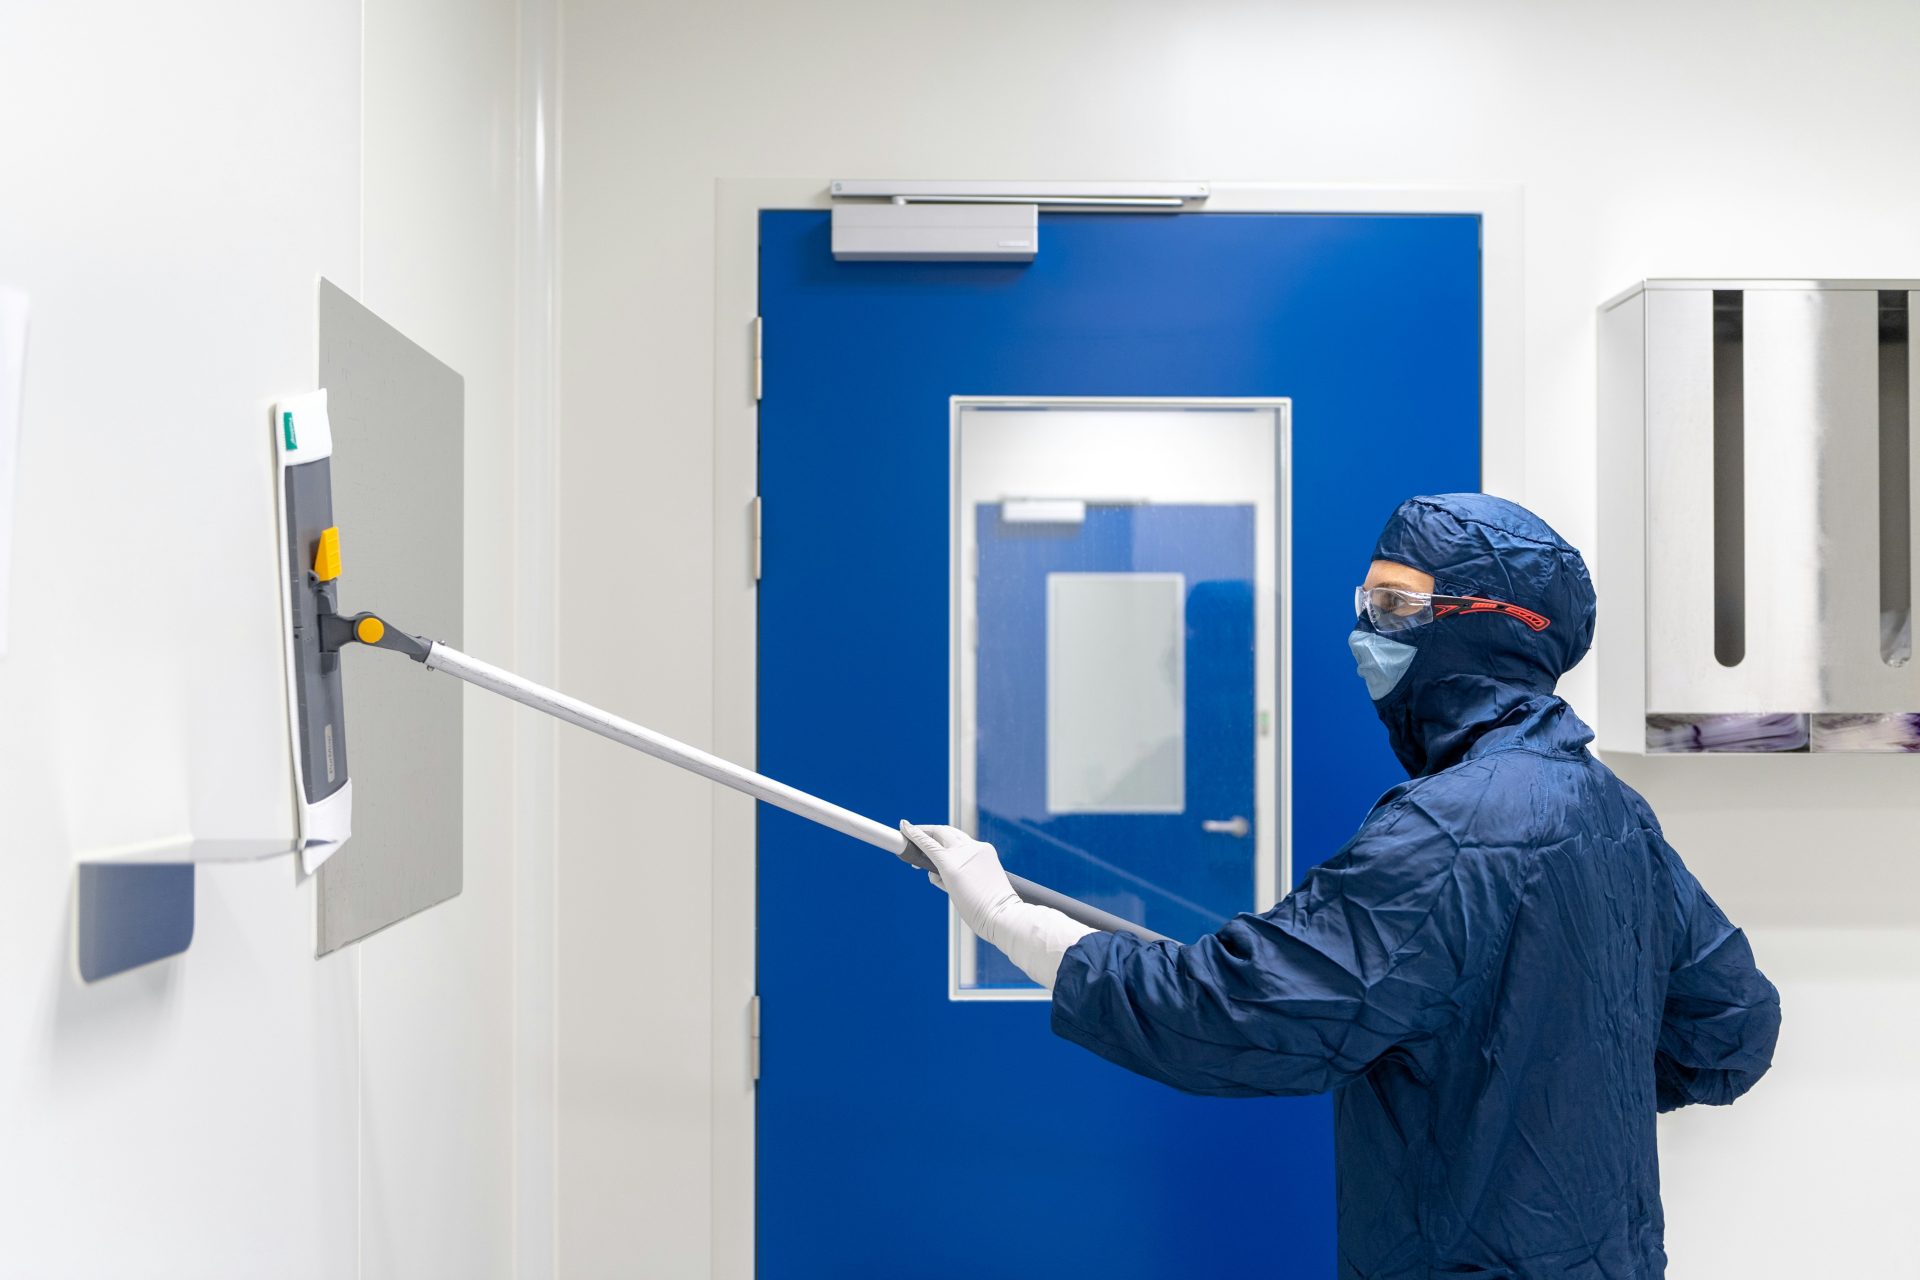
[{"xmin": 273, "ymin": 390, "xmax": 353, "ymax": 874}]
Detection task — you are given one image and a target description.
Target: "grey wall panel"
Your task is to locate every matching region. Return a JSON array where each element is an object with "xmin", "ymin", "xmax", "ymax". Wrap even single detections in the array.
[{"xmin": 316, "ymin": 278, "xmax": 464, "ymax": 953}]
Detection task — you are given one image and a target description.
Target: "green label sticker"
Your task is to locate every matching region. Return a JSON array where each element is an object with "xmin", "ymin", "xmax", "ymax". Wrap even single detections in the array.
[{"xmin": 283, "ymin": 411, "xmax": 298, "ymax": 451}]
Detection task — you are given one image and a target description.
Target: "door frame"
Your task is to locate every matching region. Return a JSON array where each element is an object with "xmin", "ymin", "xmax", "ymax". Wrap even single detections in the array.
[{"xmin": 708, "ymin": 179, "xmax": 1523, "ymax": 1278}]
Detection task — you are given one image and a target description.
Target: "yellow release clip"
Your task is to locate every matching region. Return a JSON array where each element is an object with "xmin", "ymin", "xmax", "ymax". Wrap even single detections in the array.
[{"xmin": 313, "ymin": 527, "xmax": 342, "ymax": 582}]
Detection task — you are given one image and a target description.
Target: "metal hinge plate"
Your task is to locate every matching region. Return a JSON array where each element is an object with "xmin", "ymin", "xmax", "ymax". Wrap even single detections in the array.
[
  {"xmin": 752, "ymin": 316, "xmax": 763, "ymax": 402},
  {"xmin": 750, "ymin": 994, "xmax": 762, "ymax": 1082}
]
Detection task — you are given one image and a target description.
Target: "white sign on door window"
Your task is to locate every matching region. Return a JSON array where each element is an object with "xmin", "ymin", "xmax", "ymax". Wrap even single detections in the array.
[{"xmin": 1045, "ymin": 572, "xmax": 1186, "ymax": 814}]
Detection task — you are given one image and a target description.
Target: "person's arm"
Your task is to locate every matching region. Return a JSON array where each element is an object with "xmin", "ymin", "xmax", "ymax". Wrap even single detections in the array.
[
  {"xmin": 1048, "ymin": 798, "xmax": 1499, "ymax": 1098},
  {"xmin": 1654, "ymin": 853, "xmax": 1780, "ymax": 1112}
]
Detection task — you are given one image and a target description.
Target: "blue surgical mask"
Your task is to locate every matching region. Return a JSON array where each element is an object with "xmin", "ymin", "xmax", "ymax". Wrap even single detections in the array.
[{"xmin": 1349, "ymin": 628, "xmax": 1418, "ymax": 701}]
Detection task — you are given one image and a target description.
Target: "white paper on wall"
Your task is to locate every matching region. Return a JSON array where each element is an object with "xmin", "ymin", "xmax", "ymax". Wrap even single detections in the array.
[{"xmin": 0, "ymin": 286, "xmax": 27, "ymax": 658}]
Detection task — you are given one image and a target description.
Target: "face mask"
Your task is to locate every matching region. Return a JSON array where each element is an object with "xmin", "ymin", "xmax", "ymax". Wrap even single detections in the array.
[{"xmin": 1349, "ymin": 628, "xmax": 1418, "ymax": 701}]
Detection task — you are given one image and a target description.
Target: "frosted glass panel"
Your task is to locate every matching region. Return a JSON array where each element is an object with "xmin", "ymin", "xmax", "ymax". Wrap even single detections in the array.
[{"xmin": 1046, "ymin": 572, "xmax": 1185, "ymax": 813}]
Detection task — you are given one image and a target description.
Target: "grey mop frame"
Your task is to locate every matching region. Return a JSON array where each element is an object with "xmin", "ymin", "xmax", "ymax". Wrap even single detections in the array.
[{"xmin": 343, "ymin": 617, "xmax": 1168, "ymax": 943}]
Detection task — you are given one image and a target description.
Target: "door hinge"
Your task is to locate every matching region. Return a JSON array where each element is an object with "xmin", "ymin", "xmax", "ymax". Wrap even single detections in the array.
[
  {"xmin": 750, "ymin": 994, "xmax": 762, "ymax": 1082},
  {"xmin": 752, "ymin": 316, "xmax": 763, "ymax": 402},
  {"xmin": 751, "ymin": 495, "xmax": 763, "ymax": 581}
]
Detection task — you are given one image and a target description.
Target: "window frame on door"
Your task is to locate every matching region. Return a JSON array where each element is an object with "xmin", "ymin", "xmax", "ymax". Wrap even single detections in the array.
[{"xmin": 948, "ymin": 396, "xmax": 1290, "ymax": 1001}]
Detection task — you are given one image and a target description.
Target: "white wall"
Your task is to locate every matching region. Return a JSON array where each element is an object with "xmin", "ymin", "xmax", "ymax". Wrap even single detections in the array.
[
  {"xmin": 556, "ymin": 0, "xmax": 1920, "ymax": 1275},
  {"xmin": 358, "ymin": 0, "xmax": 523, "ymax": 1274},
  {"xmin": 0, "ymin": 1, "xmax": 523, "ymax": 1275}
]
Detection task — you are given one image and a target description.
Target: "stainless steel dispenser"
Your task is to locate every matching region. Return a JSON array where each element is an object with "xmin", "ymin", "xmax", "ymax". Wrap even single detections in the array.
[{"xmin": 1597, "ymin": 280, "xmax": 1919, "ymax": 753}]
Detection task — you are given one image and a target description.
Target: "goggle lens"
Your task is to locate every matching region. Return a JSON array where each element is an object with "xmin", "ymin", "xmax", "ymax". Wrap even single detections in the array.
[{"xmin": 1355, "ymin": 585, "xmax": 1434, "ymax": 633}]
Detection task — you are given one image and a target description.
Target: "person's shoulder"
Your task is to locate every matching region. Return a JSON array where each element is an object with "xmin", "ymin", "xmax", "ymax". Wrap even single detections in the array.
[
  {"xmin": 1348, "ymin": 768, "xmax": 1497, "ymax": 858},
  {"xmin": 1596, "ymin": 760, "xmax": 1665, "ymax": 834},
  {"xmin": 1376, "ymin": 753, "xmax": 1529, "ymax": 823},
  {"xmin": 1388, "ymin": 746, "xmax": 1618, "ymax": 854},
  {"xmin": 1319, "ymin": 776, "xmax": 1529, "ymax": 905}
]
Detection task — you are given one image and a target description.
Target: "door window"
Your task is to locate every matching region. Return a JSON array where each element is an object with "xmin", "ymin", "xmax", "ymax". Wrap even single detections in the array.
[{"xmin": 952, "ymin": 400, "xmax": 1287, "ymax": 998}]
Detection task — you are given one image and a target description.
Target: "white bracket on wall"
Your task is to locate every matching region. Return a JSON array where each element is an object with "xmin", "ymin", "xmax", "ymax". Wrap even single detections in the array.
[{"xmin": 827, "ymin": 180, "xmax": 1210, "ymax": 262}]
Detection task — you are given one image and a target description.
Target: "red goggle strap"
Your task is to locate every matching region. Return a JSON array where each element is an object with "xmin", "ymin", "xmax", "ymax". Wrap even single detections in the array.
[{"xmin": 1431, "ymin": 596, "xmax": 1552, "ymax": 632}]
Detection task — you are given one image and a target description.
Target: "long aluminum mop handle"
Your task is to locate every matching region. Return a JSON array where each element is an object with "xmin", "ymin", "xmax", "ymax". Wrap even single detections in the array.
[{"xmin": 421, "ymin": 643, "xmax": 1168, "ymax": 943}]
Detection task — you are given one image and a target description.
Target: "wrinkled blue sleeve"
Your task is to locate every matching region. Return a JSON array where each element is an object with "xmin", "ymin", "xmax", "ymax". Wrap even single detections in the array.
[
  {"xmin": 1655, "ymin": 855, "xmax": 1781, "ymax": 1112},
  {"xmin": 1049, "ymin": 797, "xmax": 1505, "ymax": 1098}
]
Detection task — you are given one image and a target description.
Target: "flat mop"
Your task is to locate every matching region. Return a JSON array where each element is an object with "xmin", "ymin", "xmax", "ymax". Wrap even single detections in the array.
[{"xmin": 273, "ymin": 391, "xmax": 1165, "ymax": 942}]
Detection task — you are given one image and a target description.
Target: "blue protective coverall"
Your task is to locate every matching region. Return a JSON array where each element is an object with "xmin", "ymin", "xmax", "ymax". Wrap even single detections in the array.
[{"xmin": 1050, "ymin": 494, "xmax": 1781, "ymax": 1279}]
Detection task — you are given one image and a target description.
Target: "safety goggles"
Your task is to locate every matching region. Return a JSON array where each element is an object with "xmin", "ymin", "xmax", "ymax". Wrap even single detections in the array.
[{"xmin": 1354, "ymin": 585, "xmax": 1552, "ymax": 634}]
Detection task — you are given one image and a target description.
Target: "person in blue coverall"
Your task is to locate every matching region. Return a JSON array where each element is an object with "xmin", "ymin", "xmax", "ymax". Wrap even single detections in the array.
[{"xmin": 902, "ymin": 493, "xmax": 1780, "ymax": 1280}]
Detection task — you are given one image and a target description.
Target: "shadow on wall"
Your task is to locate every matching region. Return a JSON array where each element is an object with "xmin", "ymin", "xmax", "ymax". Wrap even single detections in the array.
[{"xmin": 41, "ymin": 874, "xmax": 183, "ymax": 1090}]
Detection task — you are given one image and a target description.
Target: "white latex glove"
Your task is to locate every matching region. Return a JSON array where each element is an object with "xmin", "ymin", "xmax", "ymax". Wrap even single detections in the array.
[{"xmin": 899, "ymin": 822, "xmax": 1095, "ymax": 990}]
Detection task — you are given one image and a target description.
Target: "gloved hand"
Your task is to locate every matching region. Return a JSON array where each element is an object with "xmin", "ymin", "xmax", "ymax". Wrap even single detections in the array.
[
  {"xmin": 898, "ymin": 822, "xmax": 1020, "ymax": 936},
  {"xmin": 899, "ymin": 822, "xmax": 1095, "ymax": 990}
]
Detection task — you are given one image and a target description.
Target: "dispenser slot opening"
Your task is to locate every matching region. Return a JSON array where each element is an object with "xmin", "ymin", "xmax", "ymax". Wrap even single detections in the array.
[{"xmin": 1712, "ymin": 289, "xmax": 1746, "ymax": 668}]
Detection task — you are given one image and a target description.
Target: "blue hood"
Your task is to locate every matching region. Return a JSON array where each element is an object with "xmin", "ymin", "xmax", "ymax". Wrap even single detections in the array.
[{"xmin": 1363, "ymin": 493, "xmax": 1597, "ymax": 776}]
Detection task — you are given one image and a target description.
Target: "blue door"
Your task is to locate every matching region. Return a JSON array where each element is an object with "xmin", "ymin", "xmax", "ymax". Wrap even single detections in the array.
[{"xmin": 758, "ymin": 211, "xmax": 1480, "ymax": 1276}]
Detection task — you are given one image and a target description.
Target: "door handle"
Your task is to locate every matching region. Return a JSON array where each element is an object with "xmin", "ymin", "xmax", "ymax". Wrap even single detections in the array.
[{"xmin": 1201, "ymin": 816, "xmax": 1250, "ymax": 838}]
